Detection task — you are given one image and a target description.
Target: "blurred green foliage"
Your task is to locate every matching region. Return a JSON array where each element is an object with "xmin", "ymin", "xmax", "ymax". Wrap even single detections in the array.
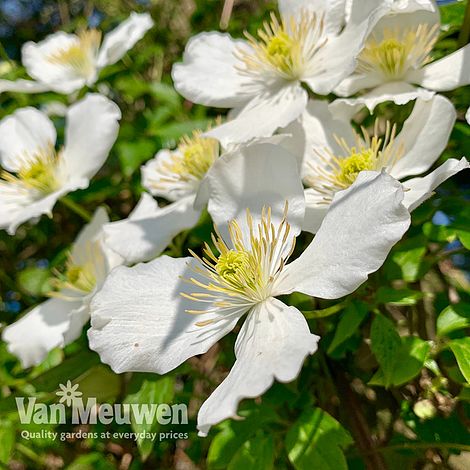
[{"xmin": 0, "ymin": 0, "xmax": 469, "ymax": 469}]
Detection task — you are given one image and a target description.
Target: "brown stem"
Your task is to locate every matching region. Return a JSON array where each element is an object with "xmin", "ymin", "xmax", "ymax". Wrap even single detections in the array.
[{"xmin": 332, "ymin": 366, "xmax": 388, "ymax": 470}]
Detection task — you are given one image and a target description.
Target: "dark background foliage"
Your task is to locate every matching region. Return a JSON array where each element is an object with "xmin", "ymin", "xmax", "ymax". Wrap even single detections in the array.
[{"xmin": 0, "ymin": 0, "xmax": 469, "ymax": 468}]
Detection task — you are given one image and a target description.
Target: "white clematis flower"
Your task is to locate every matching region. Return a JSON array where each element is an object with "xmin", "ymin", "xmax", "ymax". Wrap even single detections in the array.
[
  {"xmin": 0, "ymin": 13, "xmax": 153, "ymax": 95},
  {"xmin": 284, "ymin": 95, "xmax": 468, "ymax": 233},
  {"xmin": 103, "ymin": 131, "xmax": 219, "ymax": 264},
  {"xmin": 88, "ymin": 143, "xmax": 410, "ymax": 436},
  {"xmin": 0, "ymin": 93, "xmax": 121, "ymax": 235},
  {"xmin": 172, "ymin": 0, "xmax": 386, "ymax": 146},
  {"xmin": 335, "ymin": 0, "xmax": 470, "ymax": 110},
  {"xmin": 2, "ymin": 208, "xmax": 123, "ymax": 368}
]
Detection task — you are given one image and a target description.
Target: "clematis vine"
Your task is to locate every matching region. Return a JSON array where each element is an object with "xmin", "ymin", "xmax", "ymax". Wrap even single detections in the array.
[
  {"xmin": 172, "ymin": 0, "xmax": 386, "ymax": 145},
  {"xmin": 0, "ymin": 94, "xmax": 121, "ymax": 234},
  {"xmin": 103, "ymin": 130, "xmax": 219, "ymax": 264},
  {"xmin": 335, "ymin": 0, "xmax": 470, "ymax": 110},
  {"xmin": 88, "ymin": 142, "xmax": 410, "ymax": 436},
  {"xmin": 284, "ymin": 95, "xmax": 469, "ymax": 233},
  {"xmin": 0, "ymin": 13, "xmax": 153, "ymax": 95},
  {"xmin": 2, "ymin": 208, "xmax": 123, "ymax": 368}
]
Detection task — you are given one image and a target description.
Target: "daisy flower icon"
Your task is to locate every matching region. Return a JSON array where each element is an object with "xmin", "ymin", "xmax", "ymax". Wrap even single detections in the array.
[{"xmin": 56, "ymin": 381, "xmax": 83, "ymax": 407}]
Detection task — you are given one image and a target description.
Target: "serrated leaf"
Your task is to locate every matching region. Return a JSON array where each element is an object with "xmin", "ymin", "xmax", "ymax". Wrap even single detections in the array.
[
  {"xmin": 285, "ymin": 407, "xmax": 353, "ymax": 470},
  {"xmin": 124, "ymin": 377, "xmax": 175, "ymax": 460},
  {"xmin": 449, "ymin": 338, "xmax": 470, "ymax": 383},
  {"xmin": 328, "ymin": 301, "xmax": 368, "ymax": 354},
  {"xmin": 370, "ymin": 315, "xmax": 402, "ymax": 387},
  {"xmin": 437, "ymin": 304, "xmax": 470, "ymax": 336}
]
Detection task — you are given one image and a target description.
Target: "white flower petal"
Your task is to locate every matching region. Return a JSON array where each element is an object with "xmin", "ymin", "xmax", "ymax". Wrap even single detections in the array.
[
  {"xmin": 403, "ymin": 158, "xmax": 470, "ymax": 211},
  {"xmin": 97, "ymin": 12, "xmax": 154, "ymax": 68},
  {"xmin": 22, "ymin": 33, "xmax": 89, "ymax": 94},
  {"xmin": 172, "ymin": 32, "xmax": 254, "ymax": 108},
  {"xmin": 62, "ymin": 93, "xmax": 121, "ymax": 181},
  {"xmin": 278, "ymin": 0, "xmax": 347, "ymax": 35},
  {"xmin": 305, "ymin": 0, "xmax": 386, "ymax": 95},
  {"xmin": 0, "ymin": 107, "xmax": 56, "ymax": 172},
  {"xmin": 335, "ymin": 82, "xmax": 435, "ymax": 112},
  {"xmin": 88, "ymin": 256, "xmax": 244, "ymax": 374},
  {"xmin": 103, "ymin": 195, "xmax": 201, "ymax": 264},
  {"xmin": 277, "ymin": 171, "xmax": 410, "ymax": 299},
  {"xmin": 334, "ymin": 74, "xmax": 383, "ymax": 97},
  {"xmin": 466, "ymin": 107, "xmax": 470, "ymax": 125},
  {"xmin": 204, "ymin": 140, "xmax": 305, "ymax": 244},
  {"xmin": 0, "ymin": 184, "xmax": 71, "ymax": 235},
  {"xmin": 205, "ymin": 84, "xmax": 308, "ymax": 146},
  {"xmin": 301, "ymin": 189, "xmax": 329, "ymax": 234},
  {"xmin": 197, "ymin": 297, "xmax": 319, "ymax": 436},
  {"xmin": 62, "ymin": 304, "xmax": 90, "ymax": 345},
  {"xmin": 408, "ymin": 44, "xmax": 470, "ymax": 92},
  {"xmin": 2, "ymin": 298, "xmax": 83, "ymax": 368},
  {"xmin": 141, "ymin": 149, "xmax": 198, "ymax": 201},
  {"xmin": 71, "ymin": 207, "xmax": 109, "ymax": 265},
  {"xmin": 283, "ymin": 100, "xmax": 356, "ymax": 178},
  {"xmin": 0, "ymin": 79, "xmax": 50, "ymax": 94},
  {"xmin": 390, "ymin": 95, "xmax": 456, "ymax": 180}
]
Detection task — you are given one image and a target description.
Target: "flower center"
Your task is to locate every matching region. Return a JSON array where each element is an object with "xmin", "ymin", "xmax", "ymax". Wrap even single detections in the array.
[
  {"xmin": 47, "ymin": 30, "xmax": 101, "ymax": 79},
  {"xmin": 357, "ymin": 24, "xmax": 438, "ymax": 80},
  {"xmin": 1, "ymin": 146, "xmax": 61, "ymax": 195},
  {"xmin": 236, "ymin": 11, "xmax": 326, "ymax": 81},
  {"xmin": 334, "ymin": 149, "xmax": 376, "ymax": 187},
  {"xmin": 49, "ymin": 242, "xmax": 105, "ymax": 300},
  {"xmin": 305, "ymin": 122, "xmax": 404, "ymax": 203},
  {"xmin": 183, "ymin": 204, "xmax": 295, "ymax": 322},
  {"xmin": 148, "ymin": 131, "xmax": 219, "ymax": 196}
]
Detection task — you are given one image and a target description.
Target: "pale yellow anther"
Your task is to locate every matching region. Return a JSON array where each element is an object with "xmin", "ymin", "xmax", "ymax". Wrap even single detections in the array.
[
  {"xmin": 306, "ymin": 121, "xmax": 404, "ymax": 202},
  {"xmin": 47, "ymin": 30, "xmax": 101, "ymax": 79},
  {"xmin": 1, "ymin": 145, "xmax": 61, "ymax": 195},
  {"xmin": 236, "ymin": 11, "xmax": 326, "ymax": 80},
  {"xmin": 357, "ymin": 24, "xmax": 439, "ymax": 80},
  {"xmin": 182, "ymin": 203, "xmax": 295, "ymax": 317}
]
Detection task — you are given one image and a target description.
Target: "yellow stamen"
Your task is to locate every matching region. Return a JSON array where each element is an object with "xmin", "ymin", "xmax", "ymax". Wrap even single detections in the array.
[
  {"xmin": 305, "ymin": 121, "xmax": 404, "ymax": 203},
  {"xmin": 182, "ymin": 203, "xmax": 295, "ymax": 319},
  {"xmin": 1, "ymin": 145, "xmax": 61, "ymax": 194},
  {"xmin": 236, "ymin": 11, "xmax": 326, "ymax": 80},
  {"xmin": 49, "ymin": 242, "xmax": 104, "ymax": 300},
  {"xmin": 357, "ymin": 24, "xmax": 439, "ymax": 80},
  {"xmin": 47, "ymin": 30, "xmax": 101, "ymax": 78},
  {"xmin": 148, "ymin": 130, "xmax": 219, "ymax": 193}
]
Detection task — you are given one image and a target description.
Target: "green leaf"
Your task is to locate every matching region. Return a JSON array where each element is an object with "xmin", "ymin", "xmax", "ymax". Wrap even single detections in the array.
[
  {"xmin": 153, "ymin": 120, "xmax": 211, "ymax": 142},
  {"xmin": 328, "ymin": 301, "xmax": 368, "ymax": 354},
  {"xmin": 457, "ymin": 230, "xmax": 470, "ymax": 250},
  {"xmin": 375, "ymin": 287, "xmax": 423, "ymax": 306},
  {"xmin": 17, "ymin": 266, "xmax": 51, "ymax": 296},
  {"xmin": 285, "ymin": 407, "xmax": 353, "ymax": 470},
  {"xmin": 0, "ymin": 419, "xmax": 15, "ymax": 464},
  {"xmin": 227, "ymin": 432, "xmax": 274, "ymax": 470},
  {"xmin": 370, "ymin": 315, "xmax": 402, "ymax": 387},
  {"xmin": 449, "ymin": 338, "xmax": 470, "ymax": 383},
  {"xmin": 422, "ymin": 222, "xmax": 456, "ymax": 243},
  {"xmin": 31, "ymin": 350, "xmax": 100, "ymax": 393},
  {"xmin": 369, "ymin": 337, "xmax": 430, "ymax": 387},
  {"xmin": 207, "ymin": 405, "xmax": 278, "ymax": 469},
  {"xmin": 437, "ymin": 304, "xmax": 470, "ymax": 336},
  {"xmin": 124, "ymin": 377, "xmax": 175, "ymax": 461},
  {"xmin": 117, "ymin": 139, "xmax": 157, "ymax": 177},
  {"xmin": 391, "ymin": 236, "xmax": 427, "ymax": 282}
]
